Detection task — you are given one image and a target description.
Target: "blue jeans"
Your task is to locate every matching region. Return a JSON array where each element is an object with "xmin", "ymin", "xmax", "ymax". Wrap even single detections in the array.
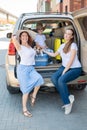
[{"xmin": 51, "ymin": 66, "xmax": 82, "ymax": 105}]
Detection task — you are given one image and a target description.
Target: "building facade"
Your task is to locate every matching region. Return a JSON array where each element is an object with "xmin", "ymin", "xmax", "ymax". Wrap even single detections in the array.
[
  {"xmin": 56, "ymin": 0, "xmax": 87, "ymax": 13},
  {"xmin": 37, "ymin": 0, "xmax": 87, "ymax": 13},
  {"xmin": 37, "ymin": 0, "xmax": 51, "ymax": 12},
  {"xmin": 0, "ymin": 8, "xmax": 18, "ymax": 24}
]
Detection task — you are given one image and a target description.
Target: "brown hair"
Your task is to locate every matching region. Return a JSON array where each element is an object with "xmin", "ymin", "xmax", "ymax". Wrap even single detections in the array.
[
  {"xmin": 37, "ymin": 25, "xmax": 43, "ymax": 30},
  {"xmin": 63, "ymin": 28, "xmax": 75, "ymax": 53},
  {"xmin": 19, "ymin": 31, "xmax": 33, "ymax": 46}
]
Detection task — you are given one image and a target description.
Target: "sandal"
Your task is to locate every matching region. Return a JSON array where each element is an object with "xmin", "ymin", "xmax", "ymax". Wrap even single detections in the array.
[
  {"xmin": 30, "ymin": 94, "xmax": 36, "ymax": 107},
  {"xmin": 23, "ymin": 110, "xmax": 32, "ymax": 117}
]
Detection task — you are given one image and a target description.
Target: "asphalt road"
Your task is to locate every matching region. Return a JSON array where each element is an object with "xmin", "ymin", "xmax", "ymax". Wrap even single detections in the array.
[{"xmin": 0, "ymin": 30, "xmax": 87, "ymax": 130}]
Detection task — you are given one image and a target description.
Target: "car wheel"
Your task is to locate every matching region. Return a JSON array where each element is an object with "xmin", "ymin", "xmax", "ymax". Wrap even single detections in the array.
[
  {"xmin": 6, "ymin": 81, "xmax": 20, "ymax": 94},
  {"xmin": 74, "ymin": 84, "xmax": 87, "ymax": 90}
]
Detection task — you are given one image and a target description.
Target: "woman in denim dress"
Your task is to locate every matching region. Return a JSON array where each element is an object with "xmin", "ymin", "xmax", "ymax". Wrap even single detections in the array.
[{"xmin": 12, "ymin": 30, "xmax": 44, "ymax": 117}]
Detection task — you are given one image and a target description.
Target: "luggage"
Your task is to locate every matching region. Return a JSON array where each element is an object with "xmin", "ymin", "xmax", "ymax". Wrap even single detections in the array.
[
  {"xmin": 35, "ymin": 53, "xmax": 49, "ymax": 66},
  {"xmin": 54, "ymin": 38, "xmax": 65, "ymax": 61},
  {"xmin": 54, "ymin": 38, "xmax": 61, "ymax": 60}
]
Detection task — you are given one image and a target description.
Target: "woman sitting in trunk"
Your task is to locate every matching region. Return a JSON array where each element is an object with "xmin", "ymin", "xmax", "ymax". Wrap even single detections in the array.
[
  {"xmin": 12, "ymin": 30, "xmax": 44, "ymax": 117},
  {"xmin": 43, "ymin": 28, "xmax": 82, "ymax": 115}
]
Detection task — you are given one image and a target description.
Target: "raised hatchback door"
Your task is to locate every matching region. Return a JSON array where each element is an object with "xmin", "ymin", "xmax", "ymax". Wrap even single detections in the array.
[{"xmin": 72, "ymin": 7, "xmax": 87, "ymax": 73}]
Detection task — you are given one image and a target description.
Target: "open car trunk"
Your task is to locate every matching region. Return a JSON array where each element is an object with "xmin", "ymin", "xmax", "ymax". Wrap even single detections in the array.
[
  {"xmin": 72, "ymin": 7, "xmax": 87, "ymax": 73},
  {"xmin": 15, "ymin": 17, "xmax": 81, "ymax": 79},
  {"xmin": 6, "ymin": 11, "xmax": 87, "ymax": 94}
]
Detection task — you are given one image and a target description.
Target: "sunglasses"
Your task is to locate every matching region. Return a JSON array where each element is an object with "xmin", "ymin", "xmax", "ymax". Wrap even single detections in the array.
[{"xmin": 38, "ymin": 28, "xmax": 43, "ymax": 30}]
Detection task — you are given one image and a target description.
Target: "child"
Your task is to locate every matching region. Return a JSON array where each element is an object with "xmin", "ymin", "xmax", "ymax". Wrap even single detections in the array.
[
  {"xmin": 35, "ymin": 24, "xmax": 47, "ymax": 50},
  {"xmin": 35, "ymin": 24, "xmax": 53, "ymax": 56}
]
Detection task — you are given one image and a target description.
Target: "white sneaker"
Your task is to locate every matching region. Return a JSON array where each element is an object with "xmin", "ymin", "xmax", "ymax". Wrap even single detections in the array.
[
  {"xmin": 69, "ymin": 95, "xmax": 75, "ymax": 104},
  {"xmin": 62, "ymin": 95, "xmax": 75, "ymax": 115},
  {"xmin": 64, "ymin": 103, "xmax": 73, "ymax": 115}
]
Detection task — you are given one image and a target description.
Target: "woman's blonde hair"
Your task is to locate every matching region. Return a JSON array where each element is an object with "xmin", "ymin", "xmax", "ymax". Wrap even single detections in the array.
[{"xmin": 63, "ymin": 28, "xmax": 75, "ymax": 53}]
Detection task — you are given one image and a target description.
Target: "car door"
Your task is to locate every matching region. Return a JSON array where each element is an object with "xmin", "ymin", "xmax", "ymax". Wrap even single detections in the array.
[{"xmin": 72, "ymin": 7, "xmax": 87, "ymax": 73}]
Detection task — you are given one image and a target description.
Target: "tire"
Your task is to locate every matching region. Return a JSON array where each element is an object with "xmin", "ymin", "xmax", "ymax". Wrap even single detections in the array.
[
  {"xmin": 6, "ymin": 81, "xmax": 20, "ymax": 94},
  {"xmin": 74, "ymin": 84, "xmax": 87, "ymax": 90},
  {"xmin": 39, "ymin": 86, "xmax": 56, "ymax": 93}
]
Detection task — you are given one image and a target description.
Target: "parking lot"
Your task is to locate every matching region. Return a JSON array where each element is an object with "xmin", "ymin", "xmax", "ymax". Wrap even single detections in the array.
[{"xmin": 0, "ymin": 32, "xmax": 87, "ymax": 130}]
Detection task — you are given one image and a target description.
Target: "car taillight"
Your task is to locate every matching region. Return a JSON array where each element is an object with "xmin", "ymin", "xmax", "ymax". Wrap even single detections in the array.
[{"xmin": 8, "ymin": 42, "xmax": 16, "ymax": 55}]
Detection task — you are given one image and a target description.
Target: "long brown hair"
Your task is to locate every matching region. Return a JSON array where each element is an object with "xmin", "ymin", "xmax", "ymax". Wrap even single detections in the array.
[
  {"xmin": 63, "ymin": 28, "xmax": 75, "ymax": 53},
  {"xmin": 19, "ymin": 31, "xmax": 33, "ymax": 46}
]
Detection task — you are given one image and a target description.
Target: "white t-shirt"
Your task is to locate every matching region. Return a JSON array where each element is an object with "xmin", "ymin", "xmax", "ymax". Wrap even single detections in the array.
[
  {"xmin": 35, "ymin": 34, "xmax": 46, "ymax": 47},
  {"xmin": 18, "ymin": 45, "xmax": 36, "ymax": 65},
  {"xmin": 58, "ymin": 43, "xmax": 81, "ymax": 68}
]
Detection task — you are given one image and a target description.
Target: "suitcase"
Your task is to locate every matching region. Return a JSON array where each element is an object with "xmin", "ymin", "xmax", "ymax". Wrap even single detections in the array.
[{"xmin": 35, "ymin": 53, "xmax": 49, "ymax": 66}]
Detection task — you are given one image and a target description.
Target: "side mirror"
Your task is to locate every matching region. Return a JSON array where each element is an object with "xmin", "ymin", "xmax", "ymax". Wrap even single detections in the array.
[{"xmin": 7, "ymin": 33, "xmax": 12, "ymax": 38}]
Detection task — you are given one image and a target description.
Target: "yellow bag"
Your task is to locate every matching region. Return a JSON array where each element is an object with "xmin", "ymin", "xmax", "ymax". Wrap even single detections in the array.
[
  {"xmin": 54, "ymin": 38, "xmax": 65, "ymax": 60},
  {"xmin": 54, "ymin": 38, "xmax": 61, "ymax": 60}
]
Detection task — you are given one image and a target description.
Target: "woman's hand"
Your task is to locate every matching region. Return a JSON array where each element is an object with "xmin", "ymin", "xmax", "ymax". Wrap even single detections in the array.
[
  {"xmin": 42, "ymin": 49, "xmax": 59, "ymax": 57},
  {"xmin": 12, "ymin": 34, "xmax": 17, "ymax": 40},
  {"xmin": 12, "ymin": 34, "xmax": 21, "ymax": 51},
  {"xmin": 62, "ymin": 69, "xmax": 66, "ymax": 75},
  {"xmin": 62, "ymin": 49, "xmax": 76, "ymax": 75},
  {"xmin": 42, "ymin": 49, "xmax": 46, "ymax": 53}
]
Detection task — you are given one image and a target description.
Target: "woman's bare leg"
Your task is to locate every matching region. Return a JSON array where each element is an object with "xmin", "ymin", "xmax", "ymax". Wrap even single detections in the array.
[
  {"xmin": 22, "ymin": 93, "xmax": 32, "ymax": 117},
  {"xmin": 30, "ymin": 86, "xmax": 40, "ymax": 106},
  {"xmin": 22, "ymin": 93, "xmax": 29, "ymax": 111},
  {"xmin": 32, "ymin": 86, "xmax": 40, "ymax": 98}
]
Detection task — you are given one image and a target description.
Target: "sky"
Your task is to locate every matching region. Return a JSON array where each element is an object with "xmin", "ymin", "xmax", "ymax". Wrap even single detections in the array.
[{"xmin": 0, "ymin": 0, "xmax": 38, "ymax": 17}]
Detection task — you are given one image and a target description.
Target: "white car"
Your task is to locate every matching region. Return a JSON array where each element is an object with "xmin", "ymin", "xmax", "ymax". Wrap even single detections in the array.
[
  {"xmin": 6, "ymin": 7, "xmax": 87, "ymax": 94},
  {"xmin": 0, "ymin": 24, "xmax": 7, "ymax": 31}
]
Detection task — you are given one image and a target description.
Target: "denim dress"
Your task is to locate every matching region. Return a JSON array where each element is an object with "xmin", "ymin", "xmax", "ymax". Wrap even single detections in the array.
[{"xmin": 17, "ymin": 45, "xmax": 44, "ymax": 94}]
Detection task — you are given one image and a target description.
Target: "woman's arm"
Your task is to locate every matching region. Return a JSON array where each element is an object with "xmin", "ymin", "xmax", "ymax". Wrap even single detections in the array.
[
  {"xmin": 43, "ymin": 49, "xmax": 60, "ymax": 57},
  {"xmin": 62, "ymin": 49, "xmax": 76, "ymax": 75},
  {"xmin": 12, "ymin": 35, "xmax": 21, "ymax": 51}
]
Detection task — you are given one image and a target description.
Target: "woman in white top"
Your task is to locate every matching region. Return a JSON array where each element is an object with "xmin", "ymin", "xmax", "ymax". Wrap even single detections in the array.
[
  {"xmin": 43, "ymin": 28, "xmax": 82, "ymax": 115},
  {"xmin": 12, "ymin": 30, "xmax": 44, "ymax": 117}
]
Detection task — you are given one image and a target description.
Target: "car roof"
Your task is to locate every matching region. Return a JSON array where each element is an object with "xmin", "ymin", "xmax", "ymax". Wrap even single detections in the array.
[
  {"xmin": 13, "ymin": 12, "xmax": 74, "ymax": 34},
  {"xmin": 19, "ymin": 12, "xmax": 73, "ymax": 20}
]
